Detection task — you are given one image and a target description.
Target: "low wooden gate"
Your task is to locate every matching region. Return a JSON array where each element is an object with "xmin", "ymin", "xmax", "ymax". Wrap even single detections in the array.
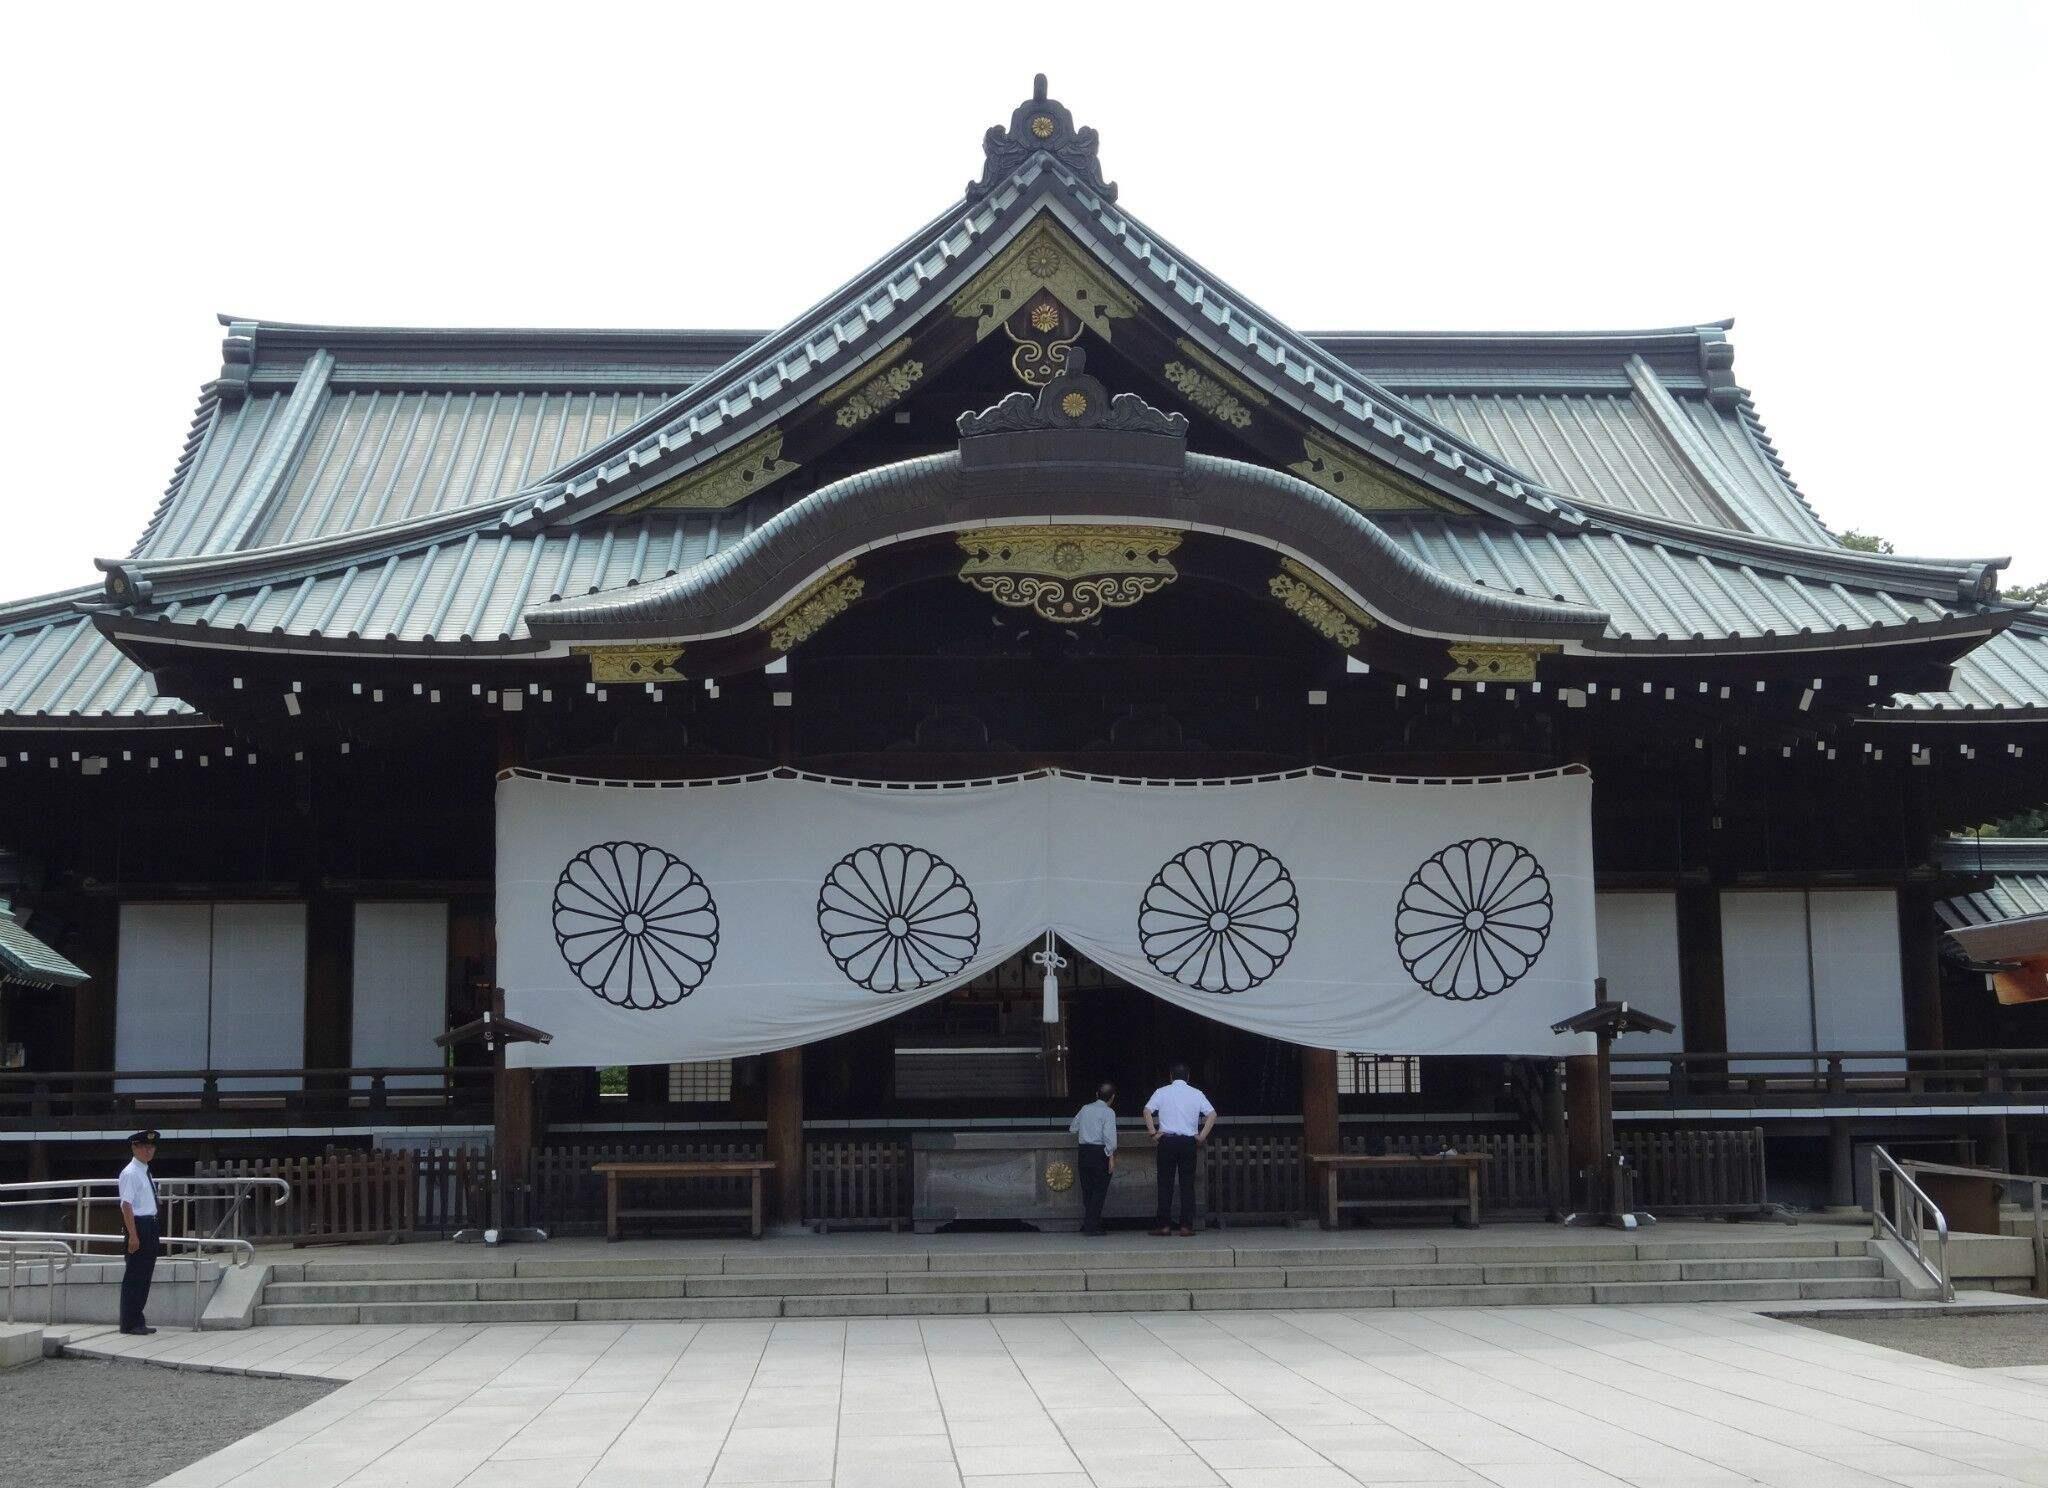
[
  {"xmin": 805, "ymin": 1138, "xmax": 910, "ymax": 1229},
  {"xmin": 1203, "ymin": 1131, "xmax": 1304, "ymax": 1222},
  {"xmin": 1619, "ymin": 1127, "xmax": 1769, "ymax": 1215},
  {"xmin": 198, "ymin": 1151, "xmax": 415, "ymax": 1245}
]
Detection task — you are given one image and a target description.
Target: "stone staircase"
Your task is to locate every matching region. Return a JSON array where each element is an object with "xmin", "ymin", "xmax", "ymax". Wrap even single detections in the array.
[{"xmin": 254, "ymin": 1234, "xmax": 1895, "ymax": 1323}]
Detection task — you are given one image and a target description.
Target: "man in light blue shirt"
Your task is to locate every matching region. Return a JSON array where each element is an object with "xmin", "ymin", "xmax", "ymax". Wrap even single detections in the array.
[{"xmin": 1067, "ymin": 1082, "xmax": 1118, "ymax": 1235}]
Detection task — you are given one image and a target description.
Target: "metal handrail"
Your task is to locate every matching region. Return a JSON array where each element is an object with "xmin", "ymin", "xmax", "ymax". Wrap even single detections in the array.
[
  {"xmin": 0, "ymin": 1176, "xmax": 290, "ymax": 1249},
  {"xmin": 1899, "ymin": 1157, "xmax": 2048, "ymax": 1299},
  {"xmin": 0, "ymin": 1230, "xmax": 258, "ymax": 1330},
  {"xmin": 2, "ymin": 1238, "xmax": 73, "ymax": 1325},
  {"xmin": 1870, "ymin": 1145, "xmax": 1953, "ymax": 1302}
]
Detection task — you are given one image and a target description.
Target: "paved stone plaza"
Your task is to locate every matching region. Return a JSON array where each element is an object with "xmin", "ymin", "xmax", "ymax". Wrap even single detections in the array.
[{"xmin": 52, "ymin": 1299, "xmax": 2048, "ymax": 1488}]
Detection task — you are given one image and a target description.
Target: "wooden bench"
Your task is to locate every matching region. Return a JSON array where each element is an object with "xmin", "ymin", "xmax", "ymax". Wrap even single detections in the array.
[
  {"xmin": 592, "ymin": 1160, "xmax": 778, "ymax": 1241},
  {"xmin": 1307, "ymin": 1153, "xmax": 1490, "ymax": 1229}
]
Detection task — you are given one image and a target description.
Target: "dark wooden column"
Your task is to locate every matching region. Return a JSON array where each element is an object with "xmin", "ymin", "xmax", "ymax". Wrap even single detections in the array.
[
  {"xmin": 303, "ymin": 894, "xmax": 354, "ymax": 1074},
  {"xmin": 1300, "ymin": 1045, "xmax": 1339, "ymax": 1200},
  {"xmin": 1675, "ymin": 885, "xmax": 1727, "ymax": 1055},
  {"xmin": 1564, "ymin": 1054, "xmax": 1602, "ymax": 1200},
  {"xmin": 1898, "ymin": 884, "xmax": 1944, "ymax": 1052},
  {"xmin": 764, "ymin": 1046, "xmax": 805, "ymax": 1225},
  {"xmin": 70, "ymin": 898, "xmax": 119, "ymax": 1072},
  {"xmin": 493, "ymin": 711, "xmax": 538, "ymax": 1194}
]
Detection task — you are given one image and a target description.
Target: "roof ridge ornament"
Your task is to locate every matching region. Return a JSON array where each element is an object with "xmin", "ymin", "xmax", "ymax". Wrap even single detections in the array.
[
  {"xmin": 968, "ymin": 75, "xmax": 1117, "ymax": 203},
  {"xmin": 957, "ymin": 349, "xmax": 1185, "ymax": 439},
  {"xmin": 956, "ymin": 350, "xmax": 1185, "ymax": 470}
]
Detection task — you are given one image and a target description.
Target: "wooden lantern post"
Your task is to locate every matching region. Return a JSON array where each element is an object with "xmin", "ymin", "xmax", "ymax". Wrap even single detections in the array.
[{"xmin": 438, "ymin": 996, "xmax": 552, "ymax": 1244}]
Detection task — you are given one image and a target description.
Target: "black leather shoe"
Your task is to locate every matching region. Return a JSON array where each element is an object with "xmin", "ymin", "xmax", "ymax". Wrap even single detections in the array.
[{"xmin": 120, "ymin": 1325, "xmax": 157, "ymax": 1336}]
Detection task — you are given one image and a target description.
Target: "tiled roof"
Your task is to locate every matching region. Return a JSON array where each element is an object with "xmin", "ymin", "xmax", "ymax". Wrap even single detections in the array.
[
  {"xmin": 110, "ymin": 508, "xmax": 776, "ymax": 647},
  {"xmin": 0, "ymin": 597, "xmax": 192, "ymax": 724},
  {"xmin": 514, "ymin": 157, "xmax": 1581, "ymax": 532},
  {"xmin": 1890, "ymin": 623, "xmax": 2048, "ymax": 714},
  {"xmin": 1370, "ymin": 516, "xmax": 1989, "ymax": 646},
  {"xmin": 0, "ymin": 902, "xmax": 88, "ymax": 989},
  {"xmin": 251, "ymin": 388, "xmax": 679, "ymax": 549},
  {"xmin": 96, "ymin": 494, "xmax": 2006, "ymax": 663},
  {"xmin": 1935, "ymin": 839, "xmax": 2048, "ymax": 939}
]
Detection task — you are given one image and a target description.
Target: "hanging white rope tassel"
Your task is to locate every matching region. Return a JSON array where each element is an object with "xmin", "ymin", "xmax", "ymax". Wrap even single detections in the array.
[{"xmin": 1032, "ymin": 929, "xmax": 1068, "ymax": 1024}]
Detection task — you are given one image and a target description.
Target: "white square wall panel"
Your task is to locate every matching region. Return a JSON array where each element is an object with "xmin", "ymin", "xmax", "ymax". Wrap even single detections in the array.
[
  {"xmin": 352, "ymin": 902, "xmax": 449, "ymax": 1088},
  {"xmin": 207, "ymin": 903, "xmax": 307, "ymax": 1090},
  {"xmin": 1720, "ymin": 890, "xmax": 1814, "ymax": 1068},
  {"xmin": 1809, "ymin": 890, "xmax": 1904, "ymax": 1069},
  {"xmin": 115, "ymin": 902, "xmax": 212, "ymax": 1092},
  {"xmin": 1594, "ymin": 892, "xmax": 1684, "ymax": 1056}
]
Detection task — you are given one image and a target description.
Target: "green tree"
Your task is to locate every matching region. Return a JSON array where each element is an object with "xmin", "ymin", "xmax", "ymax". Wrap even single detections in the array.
[
  {"xmin": 1839, "ymin": 530, "xmax": 1895, "ymax": 555},
  {"xmin": 2006, "ymin": 578, "xmax": 2048, "ymax": 604}
]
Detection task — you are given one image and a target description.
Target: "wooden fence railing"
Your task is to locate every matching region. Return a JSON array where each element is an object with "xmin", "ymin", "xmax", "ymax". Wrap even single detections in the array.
[
  {"xmin": 2, "ymin": 1066, "xmax": 492, "ymax": 1132},
  {"xmin": 806, "ymin": 1139, "xmax": 911, "ymax": 1230},
  {"xmin": 188, "ymin": 1123, "xmax": 1773, "ymax": 1242},
  {"xmin": 1618, "ymin": 1127, "xmax": 1768, "ymax": 1214},
  {"xmin": 1204, "ymin": 1131, "xmax": 1304, "ymax": 1221},
  {"xmin": 197, "ymin": 1151, "xmax": 417, "ymax": 1245}
]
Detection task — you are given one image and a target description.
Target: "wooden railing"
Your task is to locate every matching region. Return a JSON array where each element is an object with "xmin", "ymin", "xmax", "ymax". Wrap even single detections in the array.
[
  {"xmin": 197, "ymin": 1151, "xmax": 417, "ymax": 1245},
  {"xmin": 1616, "ymin": 1128, "xmax": 1769, "ymax": 1215},
  {"xmin": 1612, "ymin": 1049, "xmax": 2048, "ymax": 1109},
  {"xmin": 806, "ymin": 1138, "xmax": 911, "ymax": 1230},
  {"xmin": 0, "ymin": 1066, "xmax": 493, "ymax": 1131}
]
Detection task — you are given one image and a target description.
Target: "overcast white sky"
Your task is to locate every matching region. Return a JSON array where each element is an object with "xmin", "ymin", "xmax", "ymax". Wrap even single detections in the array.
[{"xmin": 4, "ymin": 1, "xmax": 2042, "ymax": 602}]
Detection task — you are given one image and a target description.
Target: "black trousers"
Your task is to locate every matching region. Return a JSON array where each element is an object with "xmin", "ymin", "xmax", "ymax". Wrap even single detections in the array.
[
  {"xmin": 1155, "ymin": 1134, "xmax": 1198, "ymax": 1229},
  {"xmin": 121, "ymin": 1214, "xmax": 160, "ymax": 1330},
  {"xmin": 1077, "ymin": 1143, "xmax": 1112, "ymax": 1233}
]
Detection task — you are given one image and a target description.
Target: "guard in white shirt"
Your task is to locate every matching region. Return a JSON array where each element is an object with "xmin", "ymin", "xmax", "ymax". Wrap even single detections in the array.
[
  {"xmin": 118, "ymin": 1128, "xmax": 162, "ymax": 1335},
  {"xmin": 1142, "ymin": 1064, "xmax": 1215, "ymax": 1236}
]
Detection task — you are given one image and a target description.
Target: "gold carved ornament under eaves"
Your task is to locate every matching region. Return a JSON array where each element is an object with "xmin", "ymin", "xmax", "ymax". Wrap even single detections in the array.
[
  {"xmin": 1444, "ymin": 643, "xmax": 1557, "ymax": 682},
  {"xmin": 619, "ymin": 427, "xmax": 799, "ymax": 513},
  {"xmin": 815, "ymin": 339, "xmax": 926, "ymax": 429},
  {"xmin": 1290, "ymin": 434, "xmax": 1456, "ymax": 514},
  {"xmin": 764, "ymin": 564, "xmax": 865, "ymax": 652},
  {"xmin": 1268, "ymin": 558, "xmax": 1375, "ymax": 650},
  {"xmin": 1162, "ymin": 339, "xmax": 1267, "ymax": 430},
  {"xmin": 572, "ymin": 644, "xmax": 687, "ymax": 684},
  {"xmin": 956, "ymin": 526, "xmax": 1181, "ymax": 623}
]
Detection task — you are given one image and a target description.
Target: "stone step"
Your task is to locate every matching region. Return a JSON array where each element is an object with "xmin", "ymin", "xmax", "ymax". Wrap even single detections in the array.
[{"xmin": 253, "ymin": 1268, "xmax": 1898, "ymax": 1324}]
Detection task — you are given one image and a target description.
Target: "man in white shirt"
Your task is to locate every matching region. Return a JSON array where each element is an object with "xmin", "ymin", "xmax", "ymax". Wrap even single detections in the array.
[
  {"xmin": 1143, "ymin": 1064, "xmax": 1215, "ymax": 1236},
  {"xmin": 118, "ymin": 1128, "xmax": 162, "ymax": 1335}
]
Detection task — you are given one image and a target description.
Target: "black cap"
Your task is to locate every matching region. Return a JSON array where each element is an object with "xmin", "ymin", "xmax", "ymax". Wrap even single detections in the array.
[{"xmin": 128, "ymin": 1129, "xmax": 159, "ymax": 1146}]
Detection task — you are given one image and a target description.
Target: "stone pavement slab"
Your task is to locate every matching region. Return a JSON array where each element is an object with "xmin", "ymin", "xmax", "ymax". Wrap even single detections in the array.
[{"xmin": 66, "ymin": 1295, "xmax": 2048, "ymax": 1487}]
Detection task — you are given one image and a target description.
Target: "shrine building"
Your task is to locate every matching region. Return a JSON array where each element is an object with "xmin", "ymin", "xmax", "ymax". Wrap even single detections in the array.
[{"xmin": 3, "ymin": 80, "xmax": 2045, "ymax": 1228}]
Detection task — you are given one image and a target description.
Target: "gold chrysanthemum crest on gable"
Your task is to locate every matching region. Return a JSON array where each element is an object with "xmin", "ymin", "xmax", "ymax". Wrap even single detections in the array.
[{"xmin": 949, "ymin": 218, "xmax": 1138, "ymax": 347}]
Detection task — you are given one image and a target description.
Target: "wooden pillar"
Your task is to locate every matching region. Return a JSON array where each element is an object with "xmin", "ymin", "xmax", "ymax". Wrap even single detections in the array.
[
  {"xmin": 1301, "ymin": 1045, "xmax": 1339, "ymax": 1198},
  {"xmin": 1564, "ymin": 1053, "xmax": 1602, "ymax": 1201},
  {"xmin": 1675, "ymin": 885, "xmax": 1728, "ymax": 1056},
  {"xmin": 1826, "ymin": 1118, "xmax": 1856, "ymax": 1210},
  {"xmin": 303, "ymin": 894, "xmax": 354, "ymax": 1075},
  {"xmin": 492, "ymin": 713, "xmax": 537, "ymax": 1201},
  {"xmin": 1985, "ymin": 1114, "xmax": 2012, "ymax": 1174},
  {"xmin": 1898, "ymin": 884, "xmax": 1944, "ymax": 1052},
  {"xmin": 765, "ymin": 1046, "xmax": 804, "ymax": 1226}
]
